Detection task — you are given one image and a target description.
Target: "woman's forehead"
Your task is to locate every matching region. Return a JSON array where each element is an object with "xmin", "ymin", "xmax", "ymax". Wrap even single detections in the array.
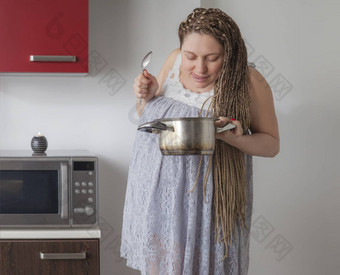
[{"xmin": 182, "ymin": 33, "xmax": 223, "ymax": 54}]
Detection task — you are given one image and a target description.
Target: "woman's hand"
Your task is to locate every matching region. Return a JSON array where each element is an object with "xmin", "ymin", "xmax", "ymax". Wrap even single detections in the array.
[
  {"xmin": 133, "ymin": 69, "xmax": 159, "ymax": 103},
  {"xmin": 134, "ymin": 49, "xmax": 181, "ymax": 117},
  {"xmin": 215, "ymin": 116, "xmax": 243, "ymax": 144}
]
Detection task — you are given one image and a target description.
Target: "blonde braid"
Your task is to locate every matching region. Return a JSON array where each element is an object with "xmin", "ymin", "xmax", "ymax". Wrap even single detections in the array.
[{"xmin": 179, "ymin": 8, "xmax": 251, "ymax": 258}]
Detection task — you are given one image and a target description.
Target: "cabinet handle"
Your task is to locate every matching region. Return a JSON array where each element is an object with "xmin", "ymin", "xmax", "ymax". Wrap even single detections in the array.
[
  {"xmin": 30, "ymin": 55, "xmax": 77, "ymax": 62},
  {"xmin": 40, "ymin": 252, "xmax": 86, "ymax": 260}
]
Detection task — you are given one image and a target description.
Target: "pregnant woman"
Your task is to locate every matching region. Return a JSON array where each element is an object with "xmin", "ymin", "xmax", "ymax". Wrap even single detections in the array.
[{"xmin": 121, "ymin": 8, "xmax": 279, "ymax": 275}]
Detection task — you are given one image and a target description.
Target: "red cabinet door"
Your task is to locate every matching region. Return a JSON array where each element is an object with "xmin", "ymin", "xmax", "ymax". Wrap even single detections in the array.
[{"xmin": 0, "ymin": 0, "xmax": 88, "ymax": 73}]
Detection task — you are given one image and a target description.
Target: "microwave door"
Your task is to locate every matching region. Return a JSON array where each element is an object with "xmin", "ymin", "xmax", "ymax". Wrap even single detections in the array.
[{"xmin": 0, "ymin": 160, "xmax": 70, "ymax": 227}]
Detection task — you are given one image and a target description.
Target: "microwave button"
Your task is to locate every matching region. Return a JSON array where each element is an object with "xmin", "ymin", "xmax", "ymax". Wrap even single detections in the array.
[
  {"xmin": 74, "ymin": 208, "xmax": 85, "ymax": 214},
  {"xmin": 88, "ymin": 181, "xmax": 94, "ymax": 187},
  {"xmin": 81, "ymin": 182, "xmax": 87, "ymax": 187},
  {"xmin": 89, "ymin": 171, "xmax": 93, "ymax": 176},
  {"xmin": 88, "ymin": 197, "xmax": 94, "ymax": 203},
  {"xmin": 75, "ymin": 189, "xmax": 80, "ymax": 194},
  {"xmin": 88, "ymin": 189, "xmax": 94, "ymax": 194},
  {"xmin": 81, "ymin": 189, "xmax": 87, "ymax": 194},
  {"xmin": 75, "ymin": 181, "xmax": 80, "ymax": 187},
  {"xmin": 85, "ymin": 206, "xmax": 95, "ymax": 216}
]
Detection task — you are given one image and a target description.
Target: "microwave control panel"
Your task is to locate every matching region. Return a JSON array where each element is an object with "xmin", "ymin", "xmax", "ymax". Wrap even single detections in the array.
[{"xmin": 71, "ymin": 159, "xmax": 98, "ymax": 226}]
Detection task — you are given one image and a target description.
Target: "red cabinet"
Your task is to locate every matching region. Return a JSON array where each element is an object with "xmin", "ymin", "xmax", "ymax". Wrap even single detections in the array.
[{"xmin": 0, "ymin": 0, "xmax": 88, "ymax": 73}]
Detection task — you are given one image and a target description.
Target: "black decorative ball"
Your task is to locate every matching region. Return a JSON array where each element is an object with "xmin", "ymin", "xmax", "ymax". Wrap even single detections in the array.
[{"xmin": 31, "ymin": 135, "xmax": 48, "ymax": 154}]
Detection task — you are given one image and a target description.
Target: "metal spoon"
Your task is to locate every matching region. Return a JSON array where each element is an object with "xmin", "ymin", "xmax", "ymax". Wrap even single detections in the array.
[{"xmin": 139, "ymin": 51, "xmax": 152, "ymax": 106}]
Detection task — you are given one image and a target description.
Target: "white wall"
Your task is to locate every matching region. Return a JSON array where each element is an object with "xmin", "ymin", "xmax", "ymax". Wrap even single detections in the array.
[
  {"xmin": 201, "ymin": 0, "xmax": 340, "ymax": 274},
  {"xmin": 0, "ymin": 0, "xmax": 199, "ymax": 274},
  {"xmin": 1, "ymin": 0, "xmax": 339, "ymax": 274}
]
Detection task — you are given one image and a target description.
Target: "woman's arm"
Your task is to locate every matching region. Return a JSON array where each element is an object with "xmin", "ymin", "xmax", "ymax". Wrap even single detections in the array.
[
  {"xmin": 215, "ymin": 67, "xmax": 280, "ymax": 157},
  {"xmin": 135, "ymin": 49, "xmax": 180, "ymax": 116}
]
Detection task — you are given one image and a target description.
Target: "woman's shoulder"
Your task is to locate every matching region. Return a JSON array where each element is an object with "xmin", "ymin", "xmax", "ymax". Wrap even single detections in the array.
[
  {"xmin": 248, "ymin": 65, "xmax": 279, "ymax": 141},
  {"xmin": 248, "ymin": 66, "xmax": 272, "ymax": 98},
  {"xmin": 163, "ymin": 49, "xmax": 180, "ymax": 73},
  {"xmin": 156, "ymin": 49, "xmax": 181, "ymax": 94}
]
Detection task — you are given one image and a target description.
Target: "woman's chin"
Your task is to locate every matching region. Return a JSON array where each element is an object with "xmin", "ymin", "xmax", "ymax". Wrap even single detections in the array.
[{"xmin": 192, "ymin": 82, "xmax": 213, "ymax": 92}]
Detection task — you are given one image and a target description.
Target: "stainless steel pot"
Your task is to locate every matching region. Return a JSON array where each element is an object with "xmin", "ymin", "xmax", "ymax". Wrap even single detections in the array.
[{"xmin": 138, "ymin": 117, "xmax": 235, "ymax": 155}]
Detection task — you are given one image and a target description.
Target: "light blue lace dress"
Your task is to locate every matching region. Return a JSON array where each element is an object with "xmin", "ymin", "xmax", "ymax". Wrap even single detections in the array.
[{"xmin": 121, "ymin": 53, "xmax": 253, "ymax": 275}]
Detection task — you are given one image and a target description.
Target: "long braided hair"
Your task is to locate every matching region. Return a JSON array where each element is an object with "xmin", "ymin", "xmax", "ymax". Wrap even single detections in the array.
[{"xmin": 178, "ymin": 8, "xmax": 251, "ymax": 258}]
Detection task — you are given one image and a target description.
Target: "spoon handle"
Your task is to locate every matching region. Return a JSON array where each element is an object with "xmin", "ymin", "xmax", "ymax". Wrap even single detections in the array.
[
  {"xmin": 139, "ymin": 51, "xmax": 152, "ymax": 107},
  {"xmin": 139, "ymin": 69, "xmax": 145, "ymax": 106}
]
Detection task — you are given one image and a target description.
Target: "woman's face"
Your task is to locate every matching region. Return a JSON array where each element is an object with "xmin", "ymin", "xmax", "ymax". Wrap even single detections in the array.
[{"xmin": 180, "ymin": 32, "xmax": 224, "ymax": 93}]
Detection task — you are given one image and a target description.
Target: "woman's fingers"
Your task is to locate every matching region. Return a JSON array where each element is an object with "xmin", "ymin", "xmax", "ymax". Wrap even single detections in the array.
[
  {"xmin": 230, "ymin": 119, "xmax": 243, "ymax": 136},
  {"xmin": 215, "ymin": 116, "xmax": 244, "ymax": 141},
  {"xmin": 135, "ymin": 74, "xmax": 151, "ymax": 86},
  {"xmin": 215, "ymin": 116, "xmax": 231, "ymax": 127},
  {"xmin": 134, "ymin": 74, "xmax": 151, "ymax": 98},
  {"xmin": 133, "ymin": 70, "xmax": 159, "ymax": 101}
]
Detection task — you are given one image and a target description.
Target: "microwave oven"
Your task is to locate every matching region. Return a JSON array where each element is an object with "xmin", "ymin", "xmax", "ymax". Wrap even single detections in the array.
[{"xmin": 0, "ymin": 150, "xmax": 98, "ymax": 228}]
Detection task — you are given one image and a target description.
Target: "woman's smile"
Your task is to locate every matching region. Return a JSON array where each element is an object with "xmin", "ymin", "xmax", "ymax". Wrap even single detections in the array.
[{"xmin": 192, "ymin": 73, "xmax": 209, "ymax": 82}]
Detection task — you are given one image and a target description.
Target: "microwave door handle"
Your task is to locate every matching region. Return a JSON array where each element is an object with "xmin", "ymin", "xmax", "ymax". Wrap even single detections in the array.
[{"xmin": 60, "ymin": 162, "xmax": 69, "ymax": 219}]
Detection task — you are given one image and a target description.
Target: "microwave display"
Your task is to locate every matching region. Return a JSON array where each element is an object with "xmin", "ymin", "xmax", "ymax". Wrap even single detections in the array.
[
  {"xmin": 73, "ymin": 161, "xmax": 94, "ymax": 171},
  {"xmin": 0, "ymin": 170, "xmax": 58, "ymax": 214}
]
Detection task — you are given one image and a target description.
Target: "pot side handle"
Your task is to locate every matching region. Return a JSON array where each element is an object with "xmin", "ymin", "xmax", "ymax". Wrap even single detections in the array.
[
  {"xmin": 138, "ymin": 121, "xmax": 174, "ymax": 133},
  {"xmin": 216, "ymin": 123, "xmax": 236, "ymax": 133}
]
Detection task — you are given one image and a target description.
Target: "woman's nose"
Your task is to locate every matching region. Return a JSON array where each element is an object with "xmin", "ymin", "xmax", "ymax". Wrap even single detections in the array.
[{"xmin": 196, "ymin": 59, "xmax": 207, "ymax": 73}]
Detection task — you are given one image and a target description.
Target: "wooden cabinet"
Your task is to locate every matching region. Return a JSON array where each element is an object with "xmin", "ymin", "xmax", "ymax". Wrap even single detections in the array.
[
  {"xmin": 0, "ymin": 239, "xmax": 99, "ymax": 275},
  {"xmin": 0, "ymin": 0, "xmax": 88, "ymax": 73}
]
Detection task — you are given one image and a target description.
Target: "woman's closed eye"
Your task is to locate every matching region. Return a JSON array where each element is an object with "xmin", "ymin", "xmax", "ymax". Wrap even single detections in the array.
[
  {"xmin": 185, "ymin": 54, "xmax": 196, "ymax": 60},
  {"xmin": 206, "ymin": 55, "xmax": 220, "ymax": 62},
  {"xmin": 185, "ymin": 54, "xmax": 220, "ymax": 62}
]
